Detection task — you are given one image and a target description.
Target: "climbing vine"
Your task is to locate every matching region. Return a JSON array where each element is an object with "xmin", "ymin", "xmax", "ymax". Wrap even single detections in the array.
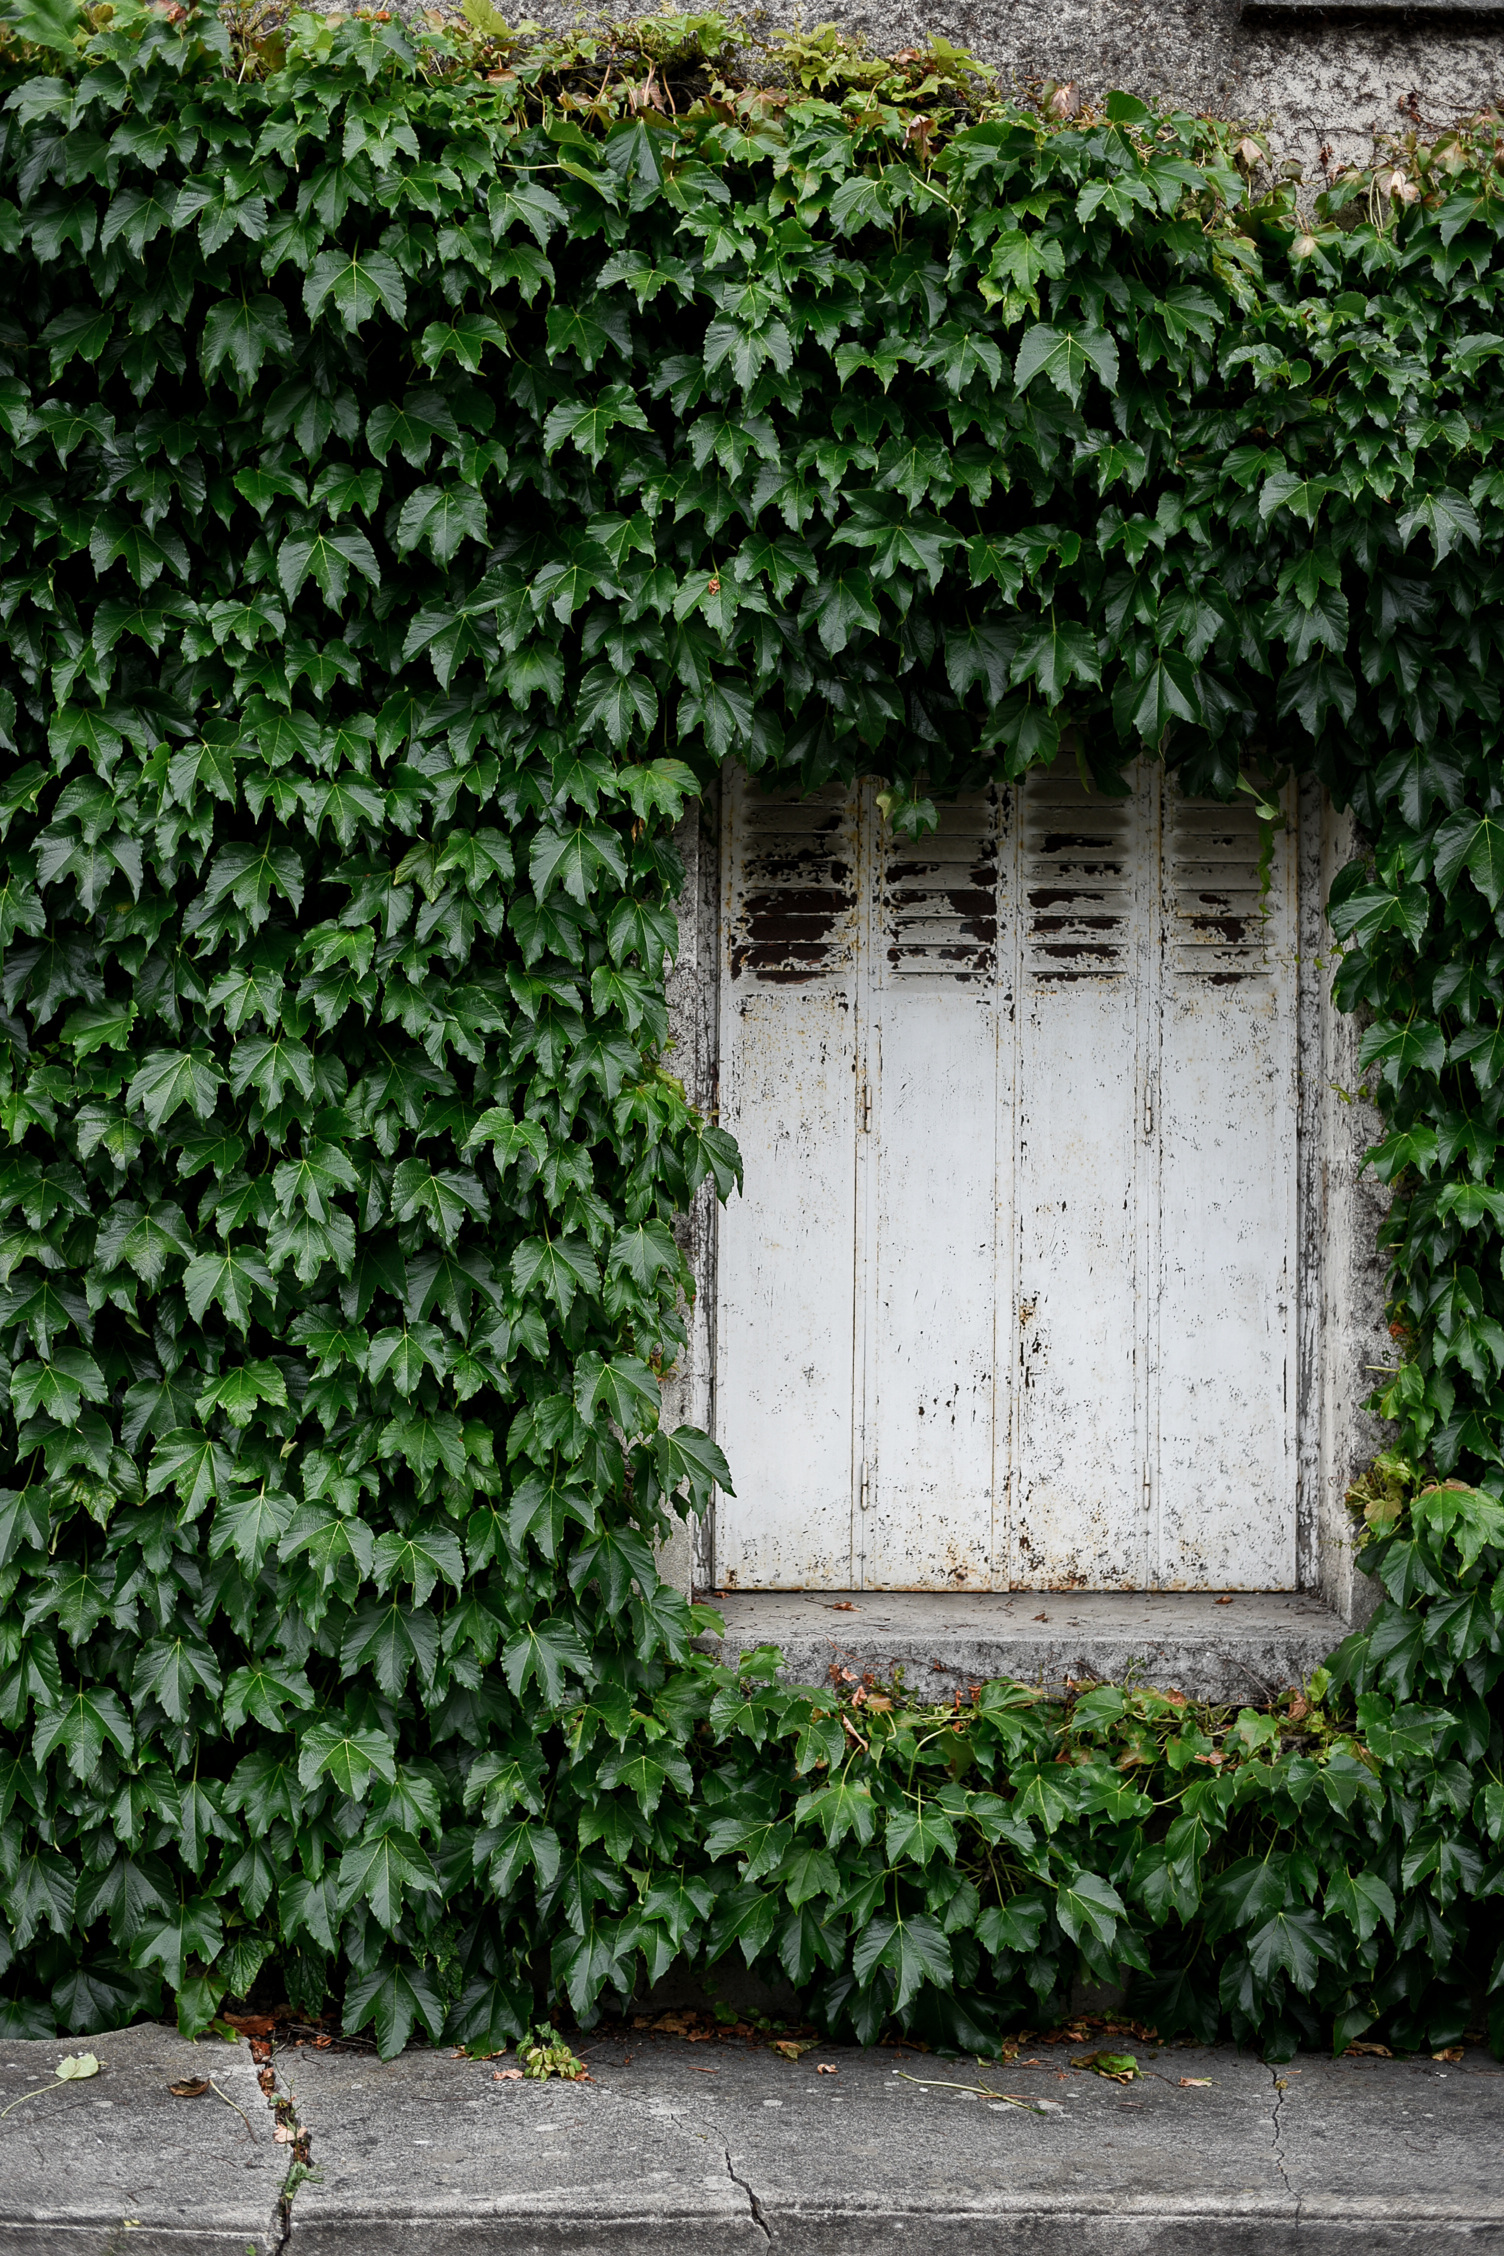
[{"xmin": 1, "ymin": 0, "xmax": 1504, "ymax": 2062}]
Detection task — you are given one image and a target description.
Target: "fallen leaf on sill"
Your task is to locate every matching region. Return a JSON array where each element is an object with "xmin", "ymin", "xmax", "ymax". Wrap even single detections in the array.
[
  {"xmin": 223, "ymin": 2015, "xmax": 276, "ymax": 2037},
  {"xmin": 1215, "ymin": 1595, "xmax": 1234, "ymax": 1606},
  {"xmin": 772, "ymin": 2039, "xmax": 816, "ymax": 2060},
  {"xmin": 816, "ymin": 2064, "xmax": 839, "ymax": 2076},
  {"xmin": 168, "ymin": 2079, "xmax": 209, "ymax": 2099},
  {"xmin": 1343, "ymin": 2043, "xmax": 1392, "ymax": 2059},
  {"xmin": 1433, "ymin": 2048, "xmax": 1464, "ymax": 2063},
  {"xmin": 1072, "ymin": 2052, "xmax": 1138, "ymax": 2083},
  {"xmin": 56, "ymin": 2056, "xmax": 100, "ymax": 2083},
  {"xmin": 686, "ymin": 2065, "xmax": 719, "ymax": 2074},
  {"xmin": 493, "ymin": 2070, "xmax": 524, "ymax": 2081},
  {"xmin": 1033, "ymin": 1613, "xmax": 1048, "ymax": 1622},
  {"xmin": 824, "ymin": 1602, "xmax": 857, "ymax": 1612},
  {"xmin": 273, "ymin": 2123, "xmax": 296, "ymax": 2144},
  {"xmin": 1179, "ymin": 2077, "xmax": 1213, "ymax": 2088}
]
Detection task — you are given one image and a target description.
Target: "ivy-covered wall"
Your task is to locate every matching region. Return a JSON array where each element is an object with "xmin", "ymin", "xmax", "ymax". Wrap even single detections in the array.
[{"xmin": 3, "ymin": 1, "xmax": 1504, "ymax": 2065}]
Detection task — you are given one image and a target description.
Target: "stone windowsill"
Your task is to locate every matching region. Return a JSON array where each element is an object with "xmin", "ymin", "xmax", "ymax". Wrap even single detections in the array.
[{"xmin": 693, "ymin": 1588, "xmax": 1348, "ymax": 1704}]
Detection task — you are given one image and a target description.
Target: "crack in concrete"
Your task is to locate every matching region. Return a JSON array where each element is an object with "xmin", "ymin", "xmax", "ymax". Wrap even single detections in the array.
[
  {"xmin": 263, "ymin": 2047, "xmax": 314, "ymax": 2254},
  {"xmin": 725, "ymin": 2146, "xmax": 773, "ymax": 2243},
  {"xmin": 591, "ymin": 2079, "xmax": 771, "ymax": 2240},
  {"xmin": 1268, "ymin": 2065, "xmax": 1294, "ymax": 2204}
]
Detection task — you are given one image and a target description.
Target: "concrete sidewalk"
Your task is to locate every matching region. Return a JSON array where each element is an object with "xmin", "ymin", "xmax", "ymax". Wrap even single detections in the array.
[{"xmin": 2, "ymin": 2019, "xmax": 1501, "ymax": 2252}]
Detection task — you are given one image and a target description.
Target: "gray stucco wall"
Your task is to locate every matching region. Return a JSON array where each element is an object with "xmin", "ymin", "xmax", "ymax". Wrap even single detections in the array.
[
  {"xmin": 747, "ymin": 5, "xmax": 1500, "ymax": 181},
  {"xmin": 514, "ymin": 1, "xmax": 1504, "ymax": 191}
]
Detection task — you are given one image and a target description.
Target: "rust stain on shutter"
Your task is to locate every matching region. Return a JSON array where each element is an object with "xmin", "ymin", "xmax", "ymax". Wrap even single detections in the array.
[
  {"xmin": 1167, "ymin": 796, "xmax": 1269, "ymax": 984},
  {"xmin": 1022, "ymin": 769, "xmax": 1133, "ymax": 980},
  {"xmin": 883, "ymin": 792, "xmax": 998, "ymax": 980},
  {"xmin": 730, "ymin": 787, "xmax": 855, "ymax": 984}
]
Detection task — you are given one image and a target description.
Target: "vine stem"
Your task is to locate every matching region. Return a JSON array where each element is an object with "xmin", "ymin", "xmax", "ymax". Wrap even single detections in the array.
[{"xmin": 894, "ymin": 2070, "xmax": 1055, "ymax": 2112}]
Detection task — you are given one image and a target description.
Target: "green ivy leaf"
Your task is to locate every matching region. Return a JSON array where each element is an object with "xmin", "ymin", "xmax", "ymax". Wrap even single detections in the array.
[
  {"xmin": 304, "ymin": 247, "xmax": 408, "ymax": 331},
  {"xmin": 1014, "ymin": 322, "xmax": 1118, "ymax": 405},
  {"xmin": 131, "ymin": 1897, "xmax": 223, "ymax": 1992},
  {"xmin": 298, "ymin": 1719, "xmax": 398, "ymax": 1800},
  {"xmin": 33, "ymin": 1685, "xmax": 134, "ymax": 1780},
  {"xmin": 342, "ymin": 1954, "xmax": 447, "ymax": 2057},
  {"xmin": 852, "ymin": 1909, "xmax": 951, "ymax": 2011},
  {"xmin": 501, "ymin": 1616, "xmax": 592, "ymax": 1704}
]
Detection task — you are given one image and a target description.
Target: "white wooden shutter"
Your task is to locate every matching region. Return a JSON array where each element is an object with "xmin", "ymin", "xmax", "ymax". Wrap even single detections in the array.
[
  {"xmin": 1154, "ymin": 788, "xmax": 1297, "ymax": 1588},
  {"xmin": 862, "ymin": 793, "xmax": 1003, "ymax": 1588},
  {"xmin": 1011, "ymin": 767, "xmax": 1149, "ymax": 1589},
  {"xmin": 714, "ymin": 761, "xmax": 1299, "ymax": 1594},
  {"xmin": 715, "ymin": 773, "xmax": 861, "ymax": 1588}
]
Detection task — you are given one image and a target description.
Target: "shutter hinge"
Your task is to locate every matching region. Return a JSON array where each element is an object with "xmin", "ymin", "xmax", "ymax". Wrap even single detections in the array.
[
  {"xmin": 860, "ymin": 1462, "xmax": 872, "ymax": 1512},
  {"xmin": 861, "ymin": 1081, "xmax": 872, "ymax": 1133},
  {"xmin": 1143, "ymin": 1076, "xmax": 1155, "ymax": 1140},
  {"xmin": 1143, "ymin": 1466, "xmax": 1152, "ymax": 1514}
]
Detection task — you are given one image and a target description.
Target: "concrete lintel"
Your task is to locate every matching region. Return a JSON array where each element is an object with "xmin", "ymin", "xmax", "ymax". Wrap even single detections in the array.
[{"xmin": 694, "ymin": 1588, "xmax": 1350, "ymax": 1703}]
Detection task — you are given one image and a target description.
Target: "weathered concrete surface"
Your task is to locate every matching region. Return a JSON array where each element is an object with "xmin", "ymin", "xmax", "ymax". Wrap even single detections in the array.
[
  {"xmin": 284, "ymin": 2038, "xmax": 755, "ymax": 2254},
  {"xmin": 7, "ymin": 2024, "xmax": 1502, "ymax": 2252},
  {"xmin": 278, "ymin": 2030, "xmax": 1504, "ymax": 2252},
  {"xmin": 0, "ymin": 2023, "xmax": 282, "ymax": 2255},
  {"xmin": 695, "ymin": 1586, "xmax": 1348, "ymax": 1700}
]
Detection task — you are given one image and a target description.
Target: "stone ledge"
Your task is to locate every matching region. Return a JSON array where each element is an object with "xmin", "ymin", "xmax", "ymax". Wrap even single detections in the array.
[
  {"xmin": 7, "ymin": 2026, "xmax": 1497, "ymax": 2255},
  {"xmin": 0, "ymin": 2023, "xmax": 280, "ymax": 2256},
  {"xmin": 694, "ymin": 1589, "xmax": 1349, "ymax": 1703}
]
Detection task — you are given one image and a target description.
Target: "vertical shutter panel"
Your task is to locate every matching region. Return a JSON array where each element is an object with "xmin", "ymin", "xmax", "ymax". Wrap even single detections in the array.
[
  {"xmin": 715, "ymin": 772, "xmax": 861, "ymax": 1588},
  {"xmin": 1011, "ymin": 768, "xmax": 1148, "ymax": 1588},
  {"xmin": 864, "ymin": 792, "xmax": 1003, "ymax": 1588},
  {"xmin": 1155, "ymin": 787, "xmax": 1298, "ymax": 1588}
]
